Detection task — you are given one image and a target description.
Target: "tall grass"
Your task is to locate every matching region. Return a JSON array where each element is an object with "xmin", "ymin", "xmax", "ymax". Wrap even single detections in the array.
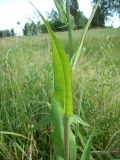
[{"xmin": 0, "ymin": 28, "xmax": 120, "ymax": 159}]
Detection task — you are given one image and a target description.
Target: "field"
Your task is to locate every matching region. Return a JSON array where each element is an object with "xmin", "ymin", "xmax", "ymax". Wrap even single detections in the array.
[{"xmin": 0, "ymin": 28, "xmax": 120, "ymax": 160}]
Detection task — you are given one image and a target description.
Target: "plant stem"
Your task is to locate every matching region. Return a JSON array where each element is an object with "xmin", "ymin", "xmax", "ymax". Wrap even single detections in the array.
[
  {"xmin": 66, "ymin": 0, "xmax": 73, "ymax": 60},
  {"xmin": 64, "ymin": 116, "xmax": 69, "ymax": 160}
]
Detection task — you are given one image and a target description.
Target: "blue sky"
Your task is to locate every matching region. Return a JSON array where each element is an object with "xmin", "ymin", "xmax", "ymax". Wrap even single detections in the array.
[{"xmin": 0, "ymin": 0, "xmax": 120, "ymax": 34}]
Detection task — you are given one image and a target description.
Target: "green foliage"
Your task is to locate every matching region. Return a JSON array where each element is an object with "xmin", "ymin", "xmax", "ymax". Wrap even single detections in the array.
[
  {"xmin": 51, "ymin": 98, "xmax": 65, "ymax": 159},
  {"xmin": 54, "ymin": 0, "xmax": 67, "ymax": 24},
  {"xmin": 31, "ymin": 3, "xmax": 73, "ymax": 116},
  {"xmin": 91, "ymin": 6, "xmax": 105, "ymax": 27},
  {"xmin": 0, "ymin": 27, "xmax": 120, "ymax": 160},
  {"xmin": 92, "ymin": 0, "xmax": 120, "ymax": 18},
  {"xmin": 71, "ymin": 115, "xmax": 89, "ymax": 126},
  {"xmin": 11, "ymin": 28, "xmax": 15, "ymax": 36},
  {"xmin": 54, "ymin": 0, "xmax": 75, "ymax": 31},
  {"xmin": 0, "ymin": 0, "xmax": 120, "ymax": 159},
  {"xmin": 48, "ymin": 9, "xmax": 67, "ymax": 32},
  {"xmin": 0, "ymin": 131, "xmax": 30, "ymax": 140},
  {"xmin": 71, "ymin": 0, "xmax": 100, "ymax": 69},
  {"xmin": 23, "ymin": 21, "xmax": 40, "ymax": 36},
  {"xmin": 33, "ymin": 114, "xmax": 53, "ymax": 131},
  {"xmin": 70, "ymin": 0, "xmax": 87, "ymax": 29},
  {"xmin": 91, "ymin": 0, "xmax": 115, "ymax": 27},
  {"xmin": 111, "ymin": 0, "xmax": 120, "ymax": 16},
  {"xmin": 80, "ymin": 135, "xmax": 93, "ymax": 160}
]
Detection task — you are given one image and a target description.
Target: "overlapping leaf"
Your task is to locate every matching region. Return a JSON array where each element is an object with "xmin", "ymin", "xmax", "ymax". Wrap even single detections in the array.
[
  {"xmin": 54, "ymin": 0, "xmax": 75, "ymax": 30},
  {"xmin": 54, "ymin": 0, "xmax": 67, "ymax": 24},
  {"xmin": 29, "ymin": 2, "xmax": 73, "ymax": 117}
]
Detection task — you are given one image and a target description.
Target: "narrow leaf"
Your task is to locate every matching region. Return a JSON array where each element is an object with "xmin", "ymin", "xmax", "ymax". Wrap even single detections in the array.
[
  {"xmin": 32, "ymin": 114, "xmax": 53, "ymax": 131},
  {"xmin": 70, "ymin": 15, "xmax": 75, "ymax": 30},
  {"xmin": 0, "ymin": 131, "xmax": 29, "ymax": 140},
  {"xmin": 72, "ymin": 115, "xmax": 89, "ymax": 126},
  {"xmin": 71, "ymin": 0, "xmax": 100, "ymax": 69},
  {"xmin": 81, "ymin": 135, "xmax": 93, "ymax": 160},
  {"xmin": 29, "ymin": 1, "xmax": 73, "ymax": 117}
]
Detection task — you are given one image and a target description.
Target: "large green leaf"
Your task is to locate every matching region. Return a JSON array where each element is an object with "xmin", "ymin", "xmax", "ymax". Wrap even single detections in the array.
[
  {"xmin": 52, "ymin": 98, "xmax": 76, "ymax": 160},
  {"xmin": 30, "ymin": 2, "xmax": 73, "ymax": 117},
  {"xmin": 80, "ymin": 135, "xmax": 93, "ymax": 160},
  {"xmin": 54, "ymin": 0, "xmax": 67, "ymax": 24},
  {"xmin": 52, "ymin": 98, "xmax": 64, "ymax": 160}
]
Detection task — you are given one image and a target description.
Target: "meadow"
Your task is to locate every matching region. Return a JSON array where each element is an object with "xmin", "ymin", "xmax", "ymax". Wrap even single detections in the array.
[{"xmin": 0, "ymin": 28, "xmax": 120, "ymax": 160}]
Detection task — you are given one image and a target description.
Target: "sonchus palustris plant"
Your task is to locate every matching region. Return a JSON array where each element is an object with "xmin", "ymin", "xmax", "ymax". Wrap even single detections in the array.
[{"xmin": 29, "ymin": 0, "xmax": 100, "ymax": 160}]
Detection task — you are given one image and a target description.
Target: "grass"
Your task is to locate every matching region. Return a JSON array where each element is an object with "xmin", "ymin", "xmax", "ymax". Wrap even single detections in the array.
[{"xmin": 0, "ymin": 28, "xmax": 120, "ymax": 159}]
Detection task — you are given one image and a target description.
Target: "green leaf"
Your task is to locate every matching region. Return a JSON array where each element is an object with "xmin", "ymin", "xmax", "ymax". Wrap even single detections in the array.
[
  {"xmin": 81, "ymin": 135, "xmax": 93, "ymax": 160},
  {"xmin": 70, "ymin": 15, "xmax": 75, "ymax": 30},
  {"xmin": 54, "ymin": 0, "xmax": 75, "ymax": 31},
  {"xmin": 52, "ymin": 98, "xmax": 77, "ymax": 160},
  {"xmin": 51, "ymin": 31, "xmax": 73, "ymax": 117},
  {"xmin": 0, "ymin": 131, "xmax": 29, "ymax": 140},
  {"xmin": 69, "ymin": 129, "xmax": 76, "ymax": 160},
  {"xmin": 54, "ymin": 0, "xmax": 67, "ymax": 24},
  {"xmin": 72, "ymin": 115, "xmax": 89, "ymax": 126},
  {"xmin": 52, "ymin": 98, "xmax": 64, "ymax": 159},
  {"xmin": 32, "ymin": 114, "xmax": 53, "ymax": 131},
  {"xmin": 29, "ymin": 2, "xmax": 73, "ymax": 117}
]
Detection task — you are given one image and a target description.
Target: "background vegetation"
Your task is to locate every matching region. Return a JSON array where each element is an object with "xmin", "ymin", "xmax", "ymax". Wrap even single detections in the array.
[
  {"xmin": 0, "ymin": 0, "xmax": 120, "ymax": 159},
  {"xmin": 0, "ymin": 28, "xmax": 120, "ymax": 159}
]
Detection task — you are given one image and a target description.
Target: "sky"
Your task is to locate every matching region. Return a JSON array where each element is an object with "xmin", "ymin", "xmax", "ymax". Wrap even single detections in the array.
[{"xmin": 0, "ymin": 0, "xmax": 120, "ymax": 35}]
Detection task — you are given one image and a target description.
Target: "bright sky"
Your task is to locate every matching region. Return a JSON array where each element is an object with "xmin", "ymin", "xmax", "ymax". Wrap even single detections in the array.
[{"xmin": 0, "ymin": 0, "xmax": 120, "ymax": 35}]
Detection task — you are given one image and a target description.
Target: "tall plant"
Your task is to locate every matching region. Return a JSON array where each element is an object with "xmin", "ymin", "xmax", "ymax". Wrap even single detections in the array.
[{"xmin": 30, "ymin": 0, "xmax": 100, "ymax": 160}]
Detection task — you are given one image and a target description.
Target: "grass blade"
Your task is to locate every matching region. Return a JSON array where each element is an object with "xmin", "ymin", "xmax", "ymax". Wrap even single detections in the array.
[
  {"xmin": 32, "ymin": 114, "xmax": 53, "ymax": 131},
  {"xmin": 0, "ymin": 131, "xmax": 29, "ymax": 140},
  {"xmin": 72, "ymin": 115, "xmax": 89, "ymax": 126},
  {"xmin": 80, "ymin": 135, "xmax": 93, "ymax": 160},
  {"xmin": 70, "ymin": 0, "xmax": 100, "ymax": 69}
]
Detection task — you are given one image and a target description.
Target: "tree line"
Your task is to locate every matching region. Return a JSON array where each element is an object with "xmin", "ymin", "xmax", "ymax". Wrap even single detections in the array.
[
  {"xmin": 23, "ymin": 0, "xmax": 88, "ymax": 36},
  {"xmin": 23, "ymin": 0, "xmax": 120, "ymax": 36},
  {"xmin": 1, "ymin": 0, "xmax": 120, "ymax": 37},
  {"xmin": 0, "ymin": 28, "xmax": 15, "ymax": 38}
]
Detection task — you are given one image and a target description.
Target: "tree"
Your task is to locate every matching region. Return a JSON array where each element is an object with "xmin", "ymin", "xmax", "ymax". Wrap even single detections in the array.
[
  {"xmin": 109, "ymin": 0, "xmax": 120, "ymax": 16},
  {"xmin": 0, "ymin": 29, "xmax": 13, "ymax": 38},
  {"xmin": 11, "ymin": 28, "xmax": 15, "ymax": 36},
  {"xmin": 70, "ymin": 0, "xmax": 87, "ymax": 29},
  {"xmin": 91, "ymin": 0, "xmax": 120, "ymax": 27},
  {"xmin": 23, "ymin": 21, "xmax": 40, "ymax": 36},
  {"xmin": 91, "ymin": 0, "xmax": 111, "ymax": 27},
  {"xmin": 47, "ymin": 9, "xmax": 66, "ymax": 32},
  {"xmin": 23, "ymin": 23, "xmax": 30, "ymax": 35},
  {"xmin": 70, "ymin": 0, "xmax": 80, "ymax": 28},
  {"xmin": 91, "ymin": 6, "xmax": 105, "ymax": 27}
]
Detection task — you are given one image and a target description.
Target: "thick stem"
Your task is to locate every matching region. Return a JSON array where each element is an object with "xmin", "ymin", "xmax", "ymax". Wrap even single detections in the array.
[
  {"xmin": 64, "ymin": 116, "xmax": 69, "ymax": 160},
  {"xmin": 66, "ymin": 0, "xmax": 73, "ymax": 60}
]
